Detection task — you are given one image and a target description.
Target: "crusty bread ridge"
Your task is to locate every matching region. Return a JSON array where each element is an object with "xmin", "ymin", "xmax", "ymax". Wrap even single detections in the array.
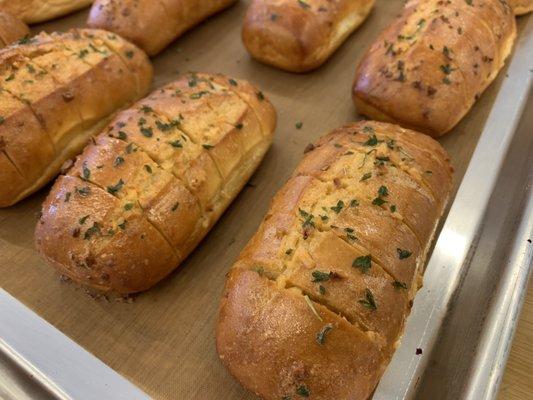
[
  {"xmin": 0, "ymin": 12, "xmax": 30, "ymax": 47},
  {"xmin": 217, "ymin": 121, "xmax": 453, "ymax": 400},
  {"xmin": 509, "ymin": 0, "xmax": 533, "ymax": 15},
  {"xmin": 88, "ymin": 0, "xmax": 237, "ymax": 56},
  {"xmin": 242, "ymin": 0, "xmax": 375, "ymax": 73},
  {"xmin": 0, "ymin": 28, "xmax": 152, "ymax": 207},
  {"xmin": 352, "ymin": 0, "xmax": 517, "ymax": 136},
  {"xmin": 0, "ymin": 0, "xmax": 92, "ymax": 24},
  {"xmin": 35, "ymin": 73, "xmax": 276, "ymax": 294}
]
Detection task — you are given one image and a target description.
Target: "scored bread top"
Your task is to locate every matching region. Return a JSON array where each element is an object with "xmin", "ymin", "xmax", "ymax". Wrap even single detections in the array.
[
  {"xmin": 0, "ymin": 28, "xmax": 152, "ymax": 207},
  {"xmin": 242, "ymin": 0, "xmax": 375, "ymax": 72},
  {"xmin": 352, "ymin": 0, "xmax": 516, "ymax": 136},
  {"xmin": 35, "ymin": 73, "xmax": 276, "ymax": 294},
  {"xmin": 217, "ymin": 121, "xmax": 452, "ymax": 400},
  {"xmin": 0, "ymin": 12, "xmax": 30, "ymax": 47}
]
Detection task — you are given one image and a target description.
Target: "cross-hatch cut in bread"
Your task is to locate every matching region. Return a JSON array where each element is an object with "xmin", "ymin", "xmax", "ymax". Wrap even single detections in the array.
[
  {"xmin": 352, "ymin": 0, "xmax": 517, "ymax": 137},
  {"xmin": 0, "ymin": 12, "xmax": 30, "ymax": 48},
  {"xmin": 0, "ymin": 0, "xmax": 92, "ymax": 24},
  {"xmin": 216, "ymin": 121, "xmax": 453, "ymax": 400},
  {"xmin": 242, "ymin": 0, "xmax": 375, "ymax": 72},
  {"xmin": 35, "ymin": 73, "xmax": 276, "ymax": 294},
  {"xmin": 0, "ymin": 29, "xmax": 152, "ymax": 207},
  {"xmin": 87, "ymin": 0, "xmax": 237, "ymax": 56}
]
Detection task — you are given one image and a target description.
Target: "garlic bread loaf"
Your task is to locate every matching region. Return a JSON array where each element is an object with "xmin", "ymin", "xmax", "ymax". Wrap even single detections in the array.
[
  {"xmin": 510, "ymin": 0, "xmax": 533, "ymax": 15},
  {"xmin": 0, "ymin": 29, "xmax": 152, "ymax": 207},
  {"xmin": 88, "ymin": 0, "xmax": 237, "ymax": 56},
  {"xmin": 352, "ymin": 0, "xmax": 516, "ymax": 136},
  {"xmin": 0, "ymin": 12, "xmax": 30, "ymax": 47},
  {"xmin": 0, "ymin": 0, "xmax": 92, "ymax": 24},
  {"xmin": 35, "ymin": 73, "xmax": 276, "ymax": 294},
  {"xmin": 242, "ymin": 0, "xmax": 375, "ymax": 72},
  {"xmin": 217, "ymin": 121, "xmax": 452, "ymax": 400}
]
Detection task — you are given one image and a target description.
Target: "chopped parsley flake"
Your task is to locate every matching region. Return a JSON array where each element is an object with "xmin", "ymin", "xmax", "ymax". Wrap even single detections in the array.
[
  {"xmin": 114, "ymin": 156, "xmax": 124, "ymax": 167},
  {"xmin": 393, "ymin": 281, "xmax": 408, "ymax": 289},
  {"xmin": 316, "ymin": 323, "xmax": 333, "ymax": 345},
  {"xmin": 330, "ymin": 200, "xmax": 344, "ymax": 214},
  {"xmin": 296, "ymin": 385, "xmax": 310, "ymax": 397},
  {"xmin": 358, "ymin": 288, "xmax": 377, "ymax": 310},
  {"xmin": 360, "ymin": 172, "xmax": 372, "ymax": 181},
  {"xmin": 397, "ymin": 248, "xmax": 412, "ymax": 259},
  {"xmin": 107, "ymin": 179, "xmax": 124, "ymax": 195},
  {"xmin": 353, "ymin": 255, "xmax": 372, "ymax": 273},
  {"xmin": 311, "ymin": 270, "xmax": 331, "ymax": 282}
]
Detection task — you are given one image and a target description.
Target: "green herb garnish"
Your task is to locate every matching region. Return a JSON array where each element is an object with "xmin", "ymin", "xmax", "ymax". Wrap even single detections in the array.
[
  {"xmin": 358, "ymin": 288, "xmax": 377, "ymax": 310},
  {"xmin": 353, "ymin": 255, "xmax": 371, "ymax": 273},
  {"xmin": 316, "ymin": 323, "xmax": 333, "ymax": 345},
  {"xmin": 107, "ymin": 179, "xmax": 124, "ymax": 195},
  {"xmin": 397, "ymin": 248, "xmax": 412, "ymax": 259}
]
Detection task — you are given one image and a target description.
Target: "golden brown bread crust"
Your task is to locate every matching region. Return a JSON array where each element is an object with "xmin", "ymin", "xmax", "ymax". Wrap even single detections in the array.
[
  {"xmin": 87, "ymin": 0, "xmax": 237, "ymax": 56},
  {"xmin": 0, "ymin": 28, "xmax": 152, "ymax": 207},
  {"xmin": 0, "ymin": 0, "xmax": 92, "ymax": 24},
  {"xmin": 35, "ymin": 73, "xmax": 277, "ymax": 294},
  {"xmin": 217, "ymin": 121, "xmax": 453, "ymax": 400},
  {"xmin": 509, "ymin": 0, "xmax": 533, "ymax": 14},
  {"xmin": 0, "ymin": 12, "xmax": 30, "ymax": 47},
  {"xmin": 242, "ymin": 0, "xmax": 375, "ymax": 72},
  {"xmin": 352, "ymin": 0, "xmax": 517, "ymax": 136}
]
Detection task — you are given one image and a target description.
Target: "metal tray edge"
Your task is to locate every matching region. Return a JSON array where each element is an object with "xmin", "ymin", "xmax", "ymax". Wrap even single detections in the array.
[
  {"xmin": 373, "ymin": 14, "xmax": 533, "ymax": 400},
  {"xmin": 0, "ymin": 290, "xmax": 150, "ymax": 400}
]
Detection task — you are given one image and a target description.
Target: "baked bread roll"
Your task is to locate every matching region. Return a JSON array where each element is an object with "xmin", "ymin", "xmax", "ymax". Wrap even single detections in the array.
[
  {"xmin": 509, "ymin": 0, "xmax": 533, "ymax": 15},
  {"xmin": 87, "ymin": 0, "xmax": 237, "ymax": 56},
  {"xmin": 0, "ymin": 29, "xmax": 152, "ymax": 207},
  {"xmin": 0, "ymin": 0, "xmax": 92, "ymax": 24},
  {"xmin": 242, "ymin": 0, "xmax": 375, "ymax": 73},
  {"xmin": 352, "ymin": 0, "xmax": 516, "ymax": 137},
  {"xmin": 35, "ymin": 73, "xmax": 276, "ymax": 294},
  {"xmin": 217, "ymin": 121, "xmax": 452, "ymax": 400},
  {"xmin": 0, "ymin": 12, "xmax": 30, "ymax": 47}
]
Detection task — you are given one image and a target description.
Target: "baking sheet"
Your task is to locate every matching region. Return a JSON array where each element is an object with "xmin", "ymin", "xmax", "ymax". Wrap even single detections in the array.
[{"xmin": 0, "ymin": 1, "xmax": 530, "ymax": 399}]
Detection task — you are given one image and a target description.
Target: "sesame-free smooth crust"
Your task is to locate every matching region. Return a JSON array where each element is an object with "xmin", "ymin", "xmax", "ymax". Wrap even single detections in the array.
[
  {"xmin": 0, "ymin": 12, "xmax": 30, "ymax": 47},
  {"xmin": 35, "ymin": 73, "xmax": 276, "ymax": 294},
  {"xmin": 0, "ymin": 0, "xmax": 92, "ymax": 24},
  {"xmin": 352, "ymin": 0, "xmax": 517, "ymax": 136},
  {"xmin": 217, "ymin": 121, "xmax": 452, "ymax": 400},
  {"xmin": 509, "ymin": 0, "xmax": 533, "ymax": 15},
  {"xmin": 0, "ymin": 28, "xmax": 152, "ymax": 207},
  {"xmin": 88, "ymin": 0, "xmax": 237, "ymax": 56},
  {"xmin": 242, "ymin": 0, "xmax": 375, "ymax": 72}
]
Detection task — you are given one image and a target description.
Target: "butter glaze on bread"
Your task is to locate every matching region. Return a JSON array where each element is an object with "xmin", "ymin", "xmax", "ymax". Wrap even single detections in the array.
[
  {"xmin": 0, "ymin": 0, "xmax": 92, "ymax": 24},
  {"xmin": 509, "ymin": 0, "xmax": 533, "ymax": 14},
  {"xmin": 352, "ymin": 0, "xmax": 516, "ymax": 137},
  {"xmin": 242, "ymin": 0, "xmax": 375, "ymax": 72},
  {"xmin": 35, "ymin": 73, "xmax": 276, "ymax": 294},
  {"xmin": 88, "ymin": 0, "xmax": 237, "ymax": 56},
  {"xmin": 0, "ymin": 12, "xmax": 30, "ymax": 47},
  {"xmin": 217, "ymin": 121, "xmax": 452, "ymax": 400},
  {"xmin": 0, "ymin": 29, "xmax": 152, "ymax": 207}
]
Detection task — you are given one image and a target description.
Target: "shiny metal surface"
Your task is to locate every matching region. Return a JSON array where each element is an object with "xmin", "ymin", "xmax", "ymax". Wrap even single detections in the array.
[
  {"xmin": 374, "ymin": 16, "xmax": 533, "ymax": 400},
  {"xmin": 463, "ymin": 180, "xmax": 533, "ymax": 400},
  {"xmin": 0, "ymin": 290, "xmax": 150, "ymax": 400}
]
